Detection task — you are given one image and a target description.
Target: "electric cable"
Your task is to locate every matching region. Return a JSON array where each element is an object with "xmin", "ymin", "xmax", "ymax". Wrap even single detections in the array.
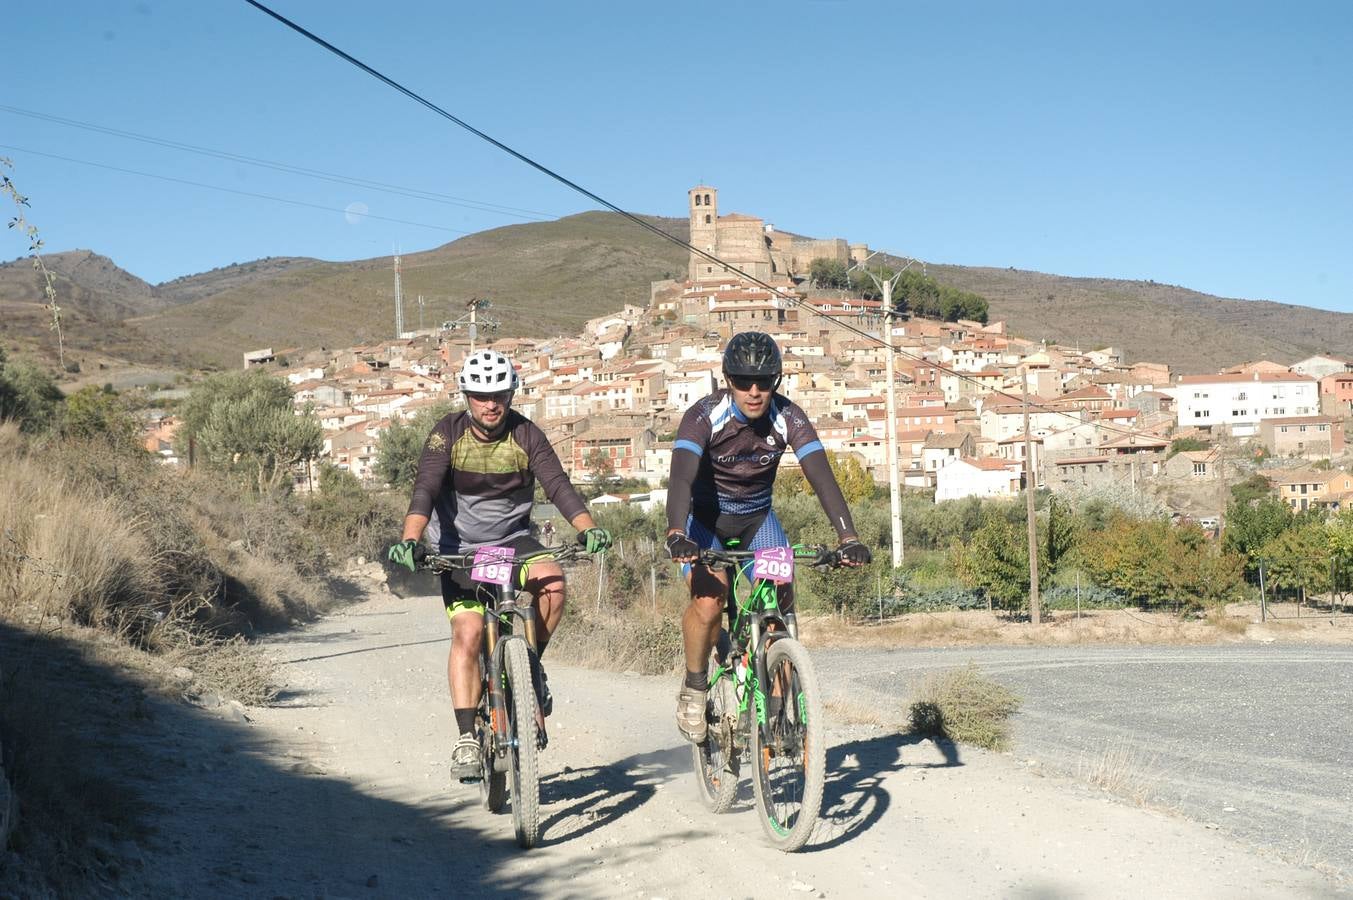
[
  {"xmin": 0, "ymin": 143, "xmax": 469, "ymax": 235},
  {"xmin": 244, "ymin": 0, "xmax": 1178, "ymax": 444},
  {"xmin": 0, "ymin": 104, "xmax": 557, "ymax": 222}
]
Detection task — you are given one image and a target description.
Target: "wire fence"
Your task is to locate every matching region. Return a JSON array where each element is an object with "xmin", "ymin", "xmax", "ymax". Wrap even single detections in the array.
[{"xmin": 1257, "ymin": 554, "xmax": 1353, "ymax": 621}]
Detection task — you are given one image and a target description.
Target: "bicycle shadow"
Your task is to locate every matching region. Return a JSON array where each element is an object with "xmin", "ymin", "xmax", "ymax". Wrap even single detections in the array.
[
  {"xmin": 536, "ymin": 745, "xmax": 689, "ymax": 846},
  {"xmin": 806, "ymin": 730, "xmax": 962, "ymax": 852}
]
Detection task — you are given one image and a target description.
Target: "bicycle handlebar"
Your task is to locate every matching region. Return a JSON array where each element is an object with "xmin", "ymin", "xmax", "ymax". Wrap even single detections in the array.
[
  {"xmin": 695, "ymin": 544, "xmax": 841, "ymax": 570},
  {"xmin": 416, "ymin": 538, "xmax": 591, "ymax": 574}
]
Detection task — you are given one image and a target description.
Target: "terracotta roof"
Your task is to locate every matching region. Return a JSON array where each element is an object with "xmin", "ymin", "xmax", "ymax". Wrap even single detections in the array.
[
  {"xmin": 1262, "ymin": 415, "xmax": 1338, "ymax": 425},
  {"xmin": 1177, "ymin": 372, "xmax": 1314, "ymax": 384},
  {"xmin": 960, "ymin": 457, "xmax": 1020, "ymax": 471}
]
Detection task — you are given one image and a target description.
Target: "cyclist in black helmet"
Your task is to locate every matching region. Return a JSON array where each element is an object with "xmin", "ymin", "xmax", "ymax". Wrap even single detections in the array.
[{"xmin": 665, "ymin": 331, "xmax": 871, "ymax": 742}]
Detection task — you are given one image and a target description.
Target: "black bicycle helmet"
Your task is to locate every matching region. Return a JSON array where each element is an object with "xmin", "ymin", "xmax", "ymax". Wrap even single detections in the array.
[{"xmin": 722, "ymin": 331, "xmax": 782, "ymax": 378}]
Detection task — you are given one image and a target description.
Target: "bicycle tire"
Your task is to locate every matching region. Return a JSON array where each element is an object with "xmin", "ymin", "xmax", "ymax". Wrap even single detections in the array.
[
  {"xmin": 691, "ymin": 651, "xmax": 740, "ymax": 813},
  {"xmin": 502, "ymin": 637, "xmax": 540, "ymax": 848},
  {"xmin": 750, "ymin": 638, "xmax": 825, "ymax": 851},
  {"xmin": 478, "ymin": 650, "xmax": 507, "ymax": 812},
  {"xmin": 479, "ymin": 715, "xmax": 507, "ymax": 812}
]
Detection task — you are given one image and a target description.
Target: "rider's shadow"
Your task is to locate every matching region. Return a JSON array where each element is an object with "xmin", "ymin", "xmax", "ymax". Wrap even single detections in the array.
[
  {"xmin": 806, "ymin": 730, "xmax": 962, "ymax": 852},
  {"xmin": 536, "ymin": 745, "xmax": 688, "ymax": 845}
]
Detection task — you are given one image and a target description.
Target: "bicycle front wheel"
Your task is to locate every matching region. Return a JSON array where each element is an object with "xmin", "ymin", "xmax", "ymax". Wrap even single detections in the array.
[
  {"xmin": 502, "ymin": 637, "xmax": 540, "ymax": 848},
  {"xmin": 750, "ymin": 638, "xmax": 825, "ymax": 851}
]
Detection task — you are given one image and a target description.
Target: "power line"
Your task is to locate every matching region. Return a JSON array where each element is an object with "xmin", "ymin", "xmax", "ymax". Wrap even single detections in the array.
[
  {"xmin": 0, "ymin": 143, "xmax": 470, "ymax": 235},
  {"xmin": 0, "ymin": 104, "xmax": 558, "ymax": 222},
  {"xmin": 245, "ymin": 0, "xmax": 1162, "ymax": 444}
]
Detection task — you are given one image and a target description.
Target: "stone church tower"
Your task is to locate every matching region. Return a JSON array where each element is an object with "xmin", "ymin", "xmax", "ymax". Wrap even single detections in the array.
[{"xmin": 688, "ymin": 186, "xmax": 717, "ymax": 281}]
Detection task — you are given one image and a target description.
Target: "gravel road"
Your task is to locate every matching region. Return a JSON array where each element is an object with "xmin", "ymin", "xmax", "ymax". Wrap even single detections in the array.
[
  {"xmin": 107, "ymin": 592, "xmax": 1346, "ymax": 898},
  {"xmin": 818, "ymin": 644, "xmax": 1353, "ymax": 881}
]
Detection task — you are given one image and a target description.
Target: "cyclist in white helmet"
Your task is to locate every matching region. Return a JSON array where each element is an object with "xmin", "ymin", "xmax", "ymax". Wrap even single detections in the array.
[{"xmin": 388, "ymin": 349, "xmax": 612, "ymax": 779}]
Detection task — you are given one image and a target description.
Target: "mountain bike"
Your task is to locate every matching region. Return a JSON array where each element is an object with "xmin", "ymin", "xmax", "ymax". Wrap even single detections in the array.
[
  {"xmin": 689, "ymin": 542, "xmax": 840, "ymax": 851},
  {"xmin": 419, "ymin": 537, "xmax": 593, "ymax": 849}
]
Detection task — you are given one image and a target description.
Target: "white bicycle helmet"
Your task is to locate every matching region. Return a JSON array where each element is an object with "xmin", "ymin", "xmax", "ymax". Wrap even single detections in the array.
[{"xmin": 458, "ymin": 349, "xmax": 519, "ymax": 392}]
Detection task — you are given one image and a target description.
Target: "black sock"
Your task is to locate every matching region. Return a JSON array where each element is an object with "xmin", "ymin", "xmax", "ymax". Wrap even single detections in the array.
[
  {"xmin": 685, "ymin": 668, "xmax": 708, "ymax": 690},
  {"xmin": 454, "ymin": 707, "xmax": 476, "ymax": 735}
]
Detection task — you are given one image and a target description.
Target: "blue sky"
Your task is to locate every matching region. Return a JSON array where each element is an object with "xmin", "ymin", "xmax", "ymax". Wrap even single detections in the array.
[{"xmin": 4, "ymin": 1, "xmax": 1350, "ymax": 311}]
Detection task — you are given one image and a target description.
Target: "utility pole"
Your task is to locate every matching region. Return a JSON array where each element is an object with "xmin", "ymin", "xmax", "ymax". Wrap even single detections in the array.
[
  {"xmin": 1020, "ymin": 368, "xmax": 1042, "ymax": 624},
  {"xmin": 467, "ymin": 297, "xmax": 484, "ymax": 353},
  {"xmin": 850, "ymin": 252, "xmax": 917, "ymax": 569},
  {"xmin": 393, "ymin": 253, "xmax": 404, "ymax": 339},
  {"xmin": 881, "ymin": 278, "xmax": 903, "ymax": 569},
  {"xmin": 417, "ymin": 294, "xmax": 426, "ymax": 332}
]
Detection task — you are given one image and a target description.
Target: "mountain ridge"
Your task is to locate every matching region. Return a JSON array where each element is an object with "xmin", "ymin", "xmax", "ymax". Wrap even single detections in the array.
[{"xmin": 2, "ymin": 213, "xmax": 1349, "ymax": 374}]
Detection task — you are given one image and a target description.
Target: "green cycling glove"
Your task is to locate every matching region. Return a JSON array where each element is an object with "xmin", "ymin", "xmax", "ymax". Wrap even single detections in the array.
[
  {"xmin": 388, "ymin": 539, "xmax": 418, "ymax": 572},
  {"xmin": 581, "ymin": 527, "xmax": 612, "ymax": 554}
]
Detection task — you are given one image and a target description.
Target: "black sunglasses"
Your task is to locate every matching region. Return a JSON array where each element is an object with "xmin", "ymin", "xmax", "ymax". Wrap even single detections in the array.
[
  {"xmin": 465, "ymin": 390, "xmax": 512, "ymax": 404},
  {"xmin": 728, "ymin": 375, "xmax": 778, "ymax": 392}
]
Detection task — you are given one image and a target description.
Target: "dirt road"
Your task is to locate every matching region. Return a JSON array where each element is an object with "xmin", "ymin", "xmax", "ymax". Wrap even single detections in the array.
[{"xmin": 123, "ymin": 590, "xmax": 1343, "ymax": 898}]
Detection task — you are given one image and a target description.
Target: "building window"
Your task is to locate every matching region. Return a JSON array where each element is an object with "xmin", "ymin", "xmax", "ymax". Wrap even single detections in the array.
[
  {"xmin": 1193, "ymin": 463, "xmax": 1207, "ymax": 476},
  {"xmin": 694, "ymin": 194, "xmax": 702, "ymax": 206},
  {"xmin": 704, "ymin": 193, "xmax": 711, "ymax": 205},
  {"xmin": 704, "ymin": 214, "xmax": 711, "ymax": 224}
]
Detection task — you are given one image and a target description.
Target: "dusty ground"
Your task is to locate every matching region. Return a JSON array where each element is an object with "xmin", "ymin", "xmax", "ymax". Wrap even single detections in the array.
[
  {"xmin": 801, "ymin": 603, "xmax": 1353, "ymax": 649},
  {"xmin": 6, "ymin": 587, "xmax": 1341, "ymax": 898}
]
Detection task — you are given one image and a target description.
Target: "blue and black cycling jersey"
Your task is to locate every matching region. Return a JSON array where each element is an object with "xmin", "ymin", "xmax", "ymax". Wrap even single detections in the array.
[{"xmin": 666, "ymin": 389, "xmax": 857, "ymax": 540}]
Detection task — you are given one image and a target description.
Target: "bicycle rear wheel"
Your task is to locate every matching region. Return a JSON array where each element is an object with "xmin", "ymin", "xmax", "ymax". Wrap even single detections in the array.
[
  {"xmin": 502, "ymin": 637, "xmax": 540, "ymax": 848},
  {"xmin": 750, "ymin": 638, "xmax": 825, "ymax": 851},
  {"xmin": 691, "ymin": 654, "xmax": 740, "ymax": 813}
]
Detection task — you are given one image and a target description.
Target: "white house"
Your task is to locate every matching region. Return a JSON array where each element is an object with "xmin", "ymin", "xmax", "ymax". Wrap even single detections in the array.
[
  {"xmin": 1174, "ymin": 372, "xmax": 1319, "ymax": 437},
  {"xmin": 934, "ymin": 457, "xmax": 1023, "ymax": 502}
]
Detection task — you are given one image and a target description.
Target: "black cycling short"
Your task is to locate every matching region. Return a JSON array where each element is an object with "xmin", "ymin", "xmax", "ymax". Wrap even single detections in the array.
[{"xmin": 440, "ymin": 534, "xmax": 546, "ymax": 619}]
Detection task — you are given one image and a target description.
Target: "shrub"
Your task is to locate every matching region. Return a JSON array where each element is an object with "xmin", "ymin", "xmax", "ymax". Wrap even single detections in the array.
[{"xmin": 907, "ymin": 664, "xmax": 1021, "ymax": 750}]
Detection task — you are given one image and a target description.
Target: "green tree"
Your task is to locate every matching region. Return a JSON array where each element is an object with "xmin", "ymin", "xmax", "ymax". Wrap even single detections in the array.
[
  {"xmin": 1258, "ymin": 522, "xmax": 1331, "ymax": 595},
  {"xmin": 1229, "ymin": 473, "xmax": 1272, "ymax": 506},
  {"xmin": 181, "ymin": 370, "xmax": 322, "ymax": 493},
  {"xmin": 1046, "ymin": 495, "xmax": 1077, "ymax": 571},
  {"xmin": 808, "ymin": 258, "xmax": 849, "ymax": 290},
  {"xmin": 1221, "ymin": 496, "xmax": 1293, "ymax": 576},
  {"xmin": 374, "ymin": 401, "xmax": 454, "ymax": 489},
  {"xmin": 953, "ymin": 511, "xmax": 1038, "ymax": 610},
  {"xmin": 0, "ymin": 353, "xmax": 62, "ymax": 432},
  {"xmin": 828, "ymin": 452, "xmax": 874, "ymax": 504},
  {"xmin": 62, "ymin": 384, "xmax": 140, "ymax": 449},
  {"xmin": 176, "ymin": 370, "xmax": 294, "ymax": 456}
]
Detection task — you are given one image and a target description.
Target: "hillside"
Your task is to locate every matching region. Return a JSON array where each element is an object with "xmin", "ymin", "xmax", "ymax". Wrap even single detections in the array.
[
  {"xmin": 6, "ymin": 213, "xmax": 1352, "ymax": 375},
  {"xmin": 927, "ymin": 265, "xmax": 1353, "ymax": 374},
  {"xmin": 0, "ymin": 250, "xmax": 185, "ymax": 367},
  {"xmin": 129, "ymin": 212, "xmax": 690, "ymax": 368}
]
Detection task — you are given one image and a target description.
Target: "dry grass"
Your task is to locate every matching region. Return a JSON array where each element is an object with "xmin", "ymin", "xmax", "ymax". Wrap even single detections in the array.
[
  {"xmin": 1076, "ymin": 739, "xmax": 1163, "ymax": 807},
  {"xmin": 1206, "ymin": 606, "xmax": 1251, "ymax": 636},
  {"xmin": 824, "ymin": 697, "xmax": 902, "ymax": 730},
  {"xmin": 547, "ymin": 563, "xmax": 685, "ymax": 675},
  {"xmin": 906, "ymin": 664, "xmax": 1021, "ymax": 751},
  {"xmin": 801, "ymin": 605, "xmax": 1353, "ymax": 648}
]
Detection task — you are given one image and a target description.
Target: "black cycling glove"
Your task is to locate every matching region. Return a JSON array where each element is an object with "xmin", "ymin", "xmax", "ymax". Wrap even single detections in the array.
[
  {"xmin": 665, "ymin": 532, "xmax": 699, "ymax": 561},
  {"xmin": 837, "ymin": 539, "xmax": 872, "ymax": 566}
]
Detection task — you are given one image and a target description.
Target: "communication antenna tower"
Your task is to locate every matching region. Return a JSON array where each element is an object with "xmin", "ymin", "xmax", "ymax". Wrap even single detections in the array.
[{"xmin": 393, "ymin": 251, "xmax": 404, "ymax": 338}]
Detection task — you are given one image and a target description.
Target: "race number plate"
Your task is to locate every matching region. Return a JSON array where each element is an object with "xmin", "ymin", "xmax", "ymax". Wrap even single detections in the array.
[
  {"xmin": 752, "ymin": 546, "xmax": 794, "ymax": 584},
  {"xmin": 471, "ymin": 546, "xmax": 515, "ymax": 585}
]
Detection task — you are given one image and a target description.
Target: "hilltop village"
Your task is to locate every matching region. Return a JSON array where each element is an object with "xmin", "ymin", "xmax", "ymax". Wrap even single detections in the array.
[{"xmin": 143, "ymin": 187, "xmax": 1353, "ymax": 518}]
